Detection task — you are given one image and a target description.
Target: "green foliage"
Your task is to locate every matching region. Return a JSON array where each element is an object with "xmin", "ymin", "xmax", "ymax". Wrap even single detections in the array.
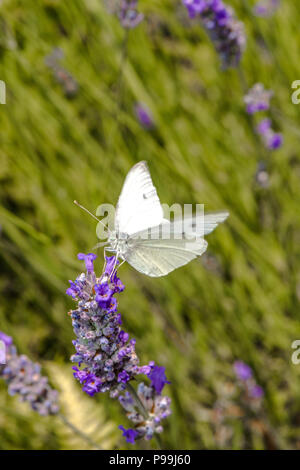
[{"xmin": 0, "ymin": 0, "xmax": 299, "ymax": 449}]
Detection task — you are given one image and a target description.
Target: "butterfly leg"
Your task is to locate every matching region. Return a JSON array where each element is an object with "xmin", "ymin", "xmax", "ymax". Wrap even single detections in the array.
[{"xmin": 109, "ymin": 250, "xmax": 121, "ymax": 280}]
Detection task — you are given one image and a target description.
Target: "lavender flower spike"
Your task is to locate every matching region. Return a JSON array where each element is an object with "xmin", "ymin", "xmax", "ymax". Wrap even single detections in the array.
[
  {"xmin": 234, "ymin": 360, "xmax": 252, "ymax": 381},
  {"xmin": 0, "ymin": 332, "xmax": 59, "ymax": 416},
  {"xmin": 257, "ymin": 118, "xmax": 283, "ymax": 151},
  {"xmin": 68, "ymin": 254, "xmax": 150, "ymax": 397},
  {"xmin": 134, "ymin": 103, "xmax": 154, "ymax": 130},
  {"xmin": 244, "ymin": 83, "xmax": 273, "ymax": 115},
  {"xmin": 119, "ymin": 376, "xmax": 171, "ymax": 442},
  {"xmin": 234, "ymin": 360, "xmax": 264, "ymax": 401},
  {"xmin": 67, "ymin": 253, "xmax": 172, "ymax": 444},
  {"xmin": 182, "ymin": 0, "xmax": 246, "ymax": 69},
  {"xmin": 254, "ymin": 0, "xmax": 280, "ymax": 18}
]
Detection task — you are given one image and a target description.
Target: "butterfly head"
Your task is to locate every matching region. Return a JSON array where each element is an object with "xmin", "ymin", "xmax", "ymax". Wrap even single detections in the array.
[{"xmin": 108, "ymin": 231, "xmax": 129, "ymax": 256}]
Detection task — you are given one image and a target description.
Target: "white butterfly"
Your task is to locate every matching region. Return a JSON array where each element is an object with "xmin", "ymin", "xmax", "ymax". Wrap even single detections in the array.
[{"xmin": 76, "ymin": 161, "xmax": 228, "ymax": 277}]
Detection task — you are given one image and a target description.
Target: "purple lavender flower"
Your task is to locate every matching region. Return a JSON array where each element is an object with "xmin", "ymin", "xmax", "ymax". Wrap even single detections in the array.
[
  {"xmin": 78, "ymin": 253, "xmax": 97, "ymax": 273},
  {"xmin": 117, "ymin": 1, "xmax": 144, "ymax": 29},
  {"xmin": 234, "ymin": 361, "xmax": 252, "ymax": 381},
  {"xmin": 67, "ymin": 253, "xmax": 171, "ymax": 443},
  {"xmin": 134, "ymin": 104, "xmax": 154, "ymax": 130},
  {"xmin": 45, "ymin": 47, "xmax": 78, "ymax": 97},
  {"xmin": 67, "ymin": 254, "xmax": 152, "ymax": 397},
  {"xmin": 119, "ymin": 425, "xmax": 139, "ymax": 444},
  {"xmin": 0, "ymin": 333, "xmax": 59, "ymax": 416},
  {"xmin": 148, "ymin": 365, "xmax": 171, "ymax": 395},
  {"xmin": 119, "ymin": 381, "xmax": 171, "ymax": 441},
  {"xmin": 257, "ymin": 118, "xmax": 283, "ymax": 151},
  {"xmin": 255, "ymin": 161, "xmax": 269, "ymax": 188},
  {"xmin": 254, "ymin": 0, "xmax": 280, "ymax": 17},
  {"xmin": 182, "ymin": 0, "xmax": 246, "ymax": 68},
  {"xmin": 249, "ymin": 384, "xmax": 264, "ymax": 399},
  {"xmin": 234, "ymin": 361, "xmax": 264, "ymax": 402},
  {"xmin": 244, "ymin": 83, "xmax": 273, "ymax": 115},
  {"xmin": 0, "ymin": 331, "xmax": 13, "ymax": 347}
]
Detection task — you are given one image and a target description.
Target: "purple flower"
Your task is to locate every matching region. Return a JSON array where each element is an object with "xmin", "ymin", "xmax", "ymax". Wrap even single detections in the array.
[
  {"xmin": 119, "ymin": 425, "xmax": 139, "ymax": 444},
  {"xmin": 45, "ymin": 47, "xmax": 78, "ymax": 98},
  {"xmin": 0, "ymin": 331, "xmax": 13, "ymax": 347},
  {"xmin": 255, "ymin": 161, "xmax": 269, "ymax": 188},
  {"xmin": 234, "ymin": 361, "xmax": 253, "ymax": 381},
  {"xmin": 68, "ymin": 254, "xmax": 149, "ymax": 396},
  {"xmin": 118, "ymin": 370, "xmax": 130, "ymax": 384},
  {"xmin": 134, "ymin": 104, "xmax": 154, "ymax": 130},
  {"xmin": 118, "ymin": 1, "xmax": 144, "ymax": 29},
  {"xmin": 254, "ymin": 0, "xmax": 280, "ymax": 17},
  {"xmin": 257, "ymin": 119, "xmax": 283, "ymax": 151},
  {"xmin": 68, "ymin": 253, "xmax": 171, "ymax": 443},
  {"xmin": 249, "ymin": 384, "xmax": 264, "ymax": 399},
  {"xmin": 182, "ymin": 0, "xmax": 246, "ymax": 68},
  {"xmin": 257, "ymin": 118, "xmax": 271, "ymax": 134},
  {"xmin": 244, "ymin": 83, "xmax": 273, "ymax": 115},
  {"xmin": 268, "ymin": 133, "xmax": 283, "ymax": 150},
  {"xmin": 148, "ymin": 366, "xmax": 171, "ymax": 395},
  {"xmin": 0, "ymin": 334, "xmax": 59, "ymax": 416},
  {"xmin": 78, "ymin": 253, "xmax": 97, "ymax": 273},
  {"xmin": 66, "ymin": 280, "xmax": 82, "ymax": 298}
]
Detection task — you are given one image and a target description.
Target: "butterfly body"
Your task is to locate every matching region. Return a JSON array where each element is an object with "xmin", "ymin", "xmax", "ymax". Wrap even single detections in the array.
[{"xmin": 108, "ymin": 231, "xmax": 130, "ymax": 258}]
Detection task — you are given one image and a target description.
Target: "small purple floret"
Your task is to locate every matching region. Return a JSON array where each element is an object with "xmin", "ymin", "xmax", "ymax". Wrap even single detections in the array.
[
  {"xmin": 234, "ymin": 361, "xmax": 253, "ymax": 381},
  {"xmin": 148, "ymin": 365, "xmax": 171, "ymax": 394}
]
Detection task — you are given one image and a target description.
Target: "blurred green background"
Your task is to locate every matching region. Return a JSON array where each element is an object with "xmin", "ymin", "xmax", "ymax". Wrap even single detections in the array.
[{"xmin": 0, "ymin": 0, "xmax": 300, "ymax": 449}]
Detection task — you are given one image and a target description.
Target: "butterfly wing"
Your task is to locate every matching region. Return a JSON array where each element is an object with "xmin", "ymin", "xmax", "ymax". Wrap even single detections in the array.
[
  {"xmin": 115, "ymin": 161, "xmax": 164, "ymax": 236},
  {"xmin": 203, "ymin": 211, "xmax": 229, "ymax": 235},
  {"xmin": 169, "ymin": 211, "xmax": 229, "ymax": 237},
  {"xmin": 124, "ymin": 236, "xmax": 208, "ymax": 277}
]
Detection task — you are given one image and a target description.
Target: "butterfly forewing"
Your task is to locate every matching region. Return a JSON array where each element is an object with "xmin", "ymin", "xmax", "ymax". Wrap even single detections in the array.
[{"xmin": 115, "ymin": 161, "xmax": 164, "ymax": 236}]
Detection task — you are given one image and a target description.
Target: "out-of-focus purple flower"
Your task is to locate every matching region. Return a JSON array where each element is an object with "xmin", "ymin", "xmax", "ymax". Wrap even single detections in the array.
[
  {"xmin": 119, "ymin": 425, "xmax": 139, "ymax": 444},
  {"xmin": 148, "ymin": 365, "xmax": 171, "ymax": 395},
  {"xmin": 257, "ymin": 118, "xmax": 283, "ymax": 151},
  {"xmin": 78, "ymin": 253, "xmax": 97, "ymax": 273},
  {"xmin": 249, "ymin": 384, "xmax": 264, "ymax": 399},
  {"xmin": 268, "ymin": 133, "xmax": 283, "ymax": 150},
  {"xmin": 254, "ymin": 0, "xmax": 280, "ymax": 17},
  {"xmin": 257, "ymin": 118, "xmax": 271, "ymax": 134},
  {"xmin": 0, "ymin": 332, "xmax": 59, "ymax": 416},
  {"xmin": 244, "ymin": 83, "xmax": 273, "ymax": 115},
  {"xmin": 234, "ymin": 361, "xmax": 252, "ymax": 381},
  {"xmin": 45, "ymin": 47, "xmax": 78, "ymax": 98},
  {"xmin": 0, "ymin": 331, "xmax": 13, "ymax": 347},
  {"xmin": 134, "ymin": 104, "xmax": 154, "ymax": 130},
  {"xmin": 182, "ymin": 0, "xmax": 246, "ymax": 68},
  {"xmin": 68, "ymin": 253, "xmax": 172, "ymax": 443},
  {"xmin": 118, "ymin": 1, "xmax": 144, "ymax": 29}
]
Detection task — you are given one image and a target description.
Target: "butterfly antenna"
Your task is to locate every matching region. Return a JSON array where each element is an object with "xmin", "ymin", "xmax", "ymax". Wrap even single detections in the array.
[{"xmin": 74, "ymin": 200, "xmax": 110, "ymax": 234}]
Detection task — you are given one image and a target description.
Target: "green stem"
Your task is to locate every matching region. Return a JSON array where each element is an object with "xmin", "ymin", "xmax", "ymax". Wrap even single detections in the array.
[{"xmin": 126, "ymin": 382, "xmax": 148, "ymax": 420}]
